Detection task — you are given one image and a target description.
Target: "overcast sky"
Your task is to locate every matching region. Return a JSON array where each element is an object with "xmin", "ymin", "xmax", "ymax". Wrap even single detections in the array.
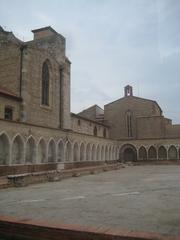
[{"xmin": 0, "ymin": 0, "xmax": 180, "ymax": 123}]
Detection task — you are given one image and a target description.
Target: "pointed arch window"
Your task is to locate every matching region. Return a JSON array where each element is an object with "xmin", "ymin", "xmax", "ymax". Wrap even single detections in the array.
[
  {"xmin": 126, "ymin": 110, "xmax": 133, "ymax": 137},
  {"xmin": 42, "ymin": 61, "xmax": 50, "ymax": 105}
]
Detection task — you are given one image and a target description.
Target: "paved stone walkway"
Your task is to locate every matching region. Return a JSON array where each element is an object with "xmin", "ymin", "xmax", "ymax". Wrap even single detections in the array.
[{"xmin": 0, "ymin": 165, "xmax": 180, "ymax": 235}]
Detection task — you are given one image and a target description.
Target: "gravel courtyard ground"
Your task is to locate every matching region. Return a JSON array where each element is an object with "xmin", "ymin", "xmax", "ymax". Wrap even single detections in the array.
[{"xmin": 0, "ymin": 165, "xmax": 180, "ymax": 236}]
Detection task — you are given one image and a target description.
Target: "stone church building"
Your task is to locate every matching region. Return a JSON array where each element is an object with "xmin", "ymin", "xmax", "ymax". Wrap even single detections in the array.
[{"xmin": 0, "ymin": 26, "xmax": 180, "ymax": 175}]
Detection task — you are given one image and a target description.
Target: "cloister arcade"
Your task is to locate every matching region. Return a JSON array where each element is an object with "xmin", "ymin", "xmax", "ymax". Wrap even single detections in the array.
[
  {"xmin": 0, "ymin": 132, "xmax": 119, "ymax": 165},
  {"xmin": 119, "ymin": 144, "xmax": 180, "ymax": 162},
  {"xmin": 0, "ymin": 132, "xmax": 180, "ymax": 166}
]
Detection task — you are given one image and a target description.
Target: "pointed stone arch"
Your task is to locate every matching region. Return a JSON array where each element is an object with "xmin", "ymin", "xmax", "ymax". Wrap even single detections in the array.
[
  {"xmin": 168, "ymin": 145, "xmax": 177, "ymax": 160},
  {"xmin": 96, "ymin": 145, "xmax": 101, "ymax": 161},
  {"xmin": 73, "ymin": 142, "xmax": 79, "ymax": 162},
  {"xmin": 0, "ymin": 132, "xmax": 10, "ymax": 165},
  {"xmin": 38, "ymin": 138, "xmax": 46, "ymax": 163},
  {"xmin": 47, "ymin": 139, "xmax": 56, "ymax": 162},
  {"xmin": 120, "ymin": 144, "xmax": 137, "ymax": 162},
  {"xmin": 112, "ymin": 146, "xmax": 116, "ymax": 160},
  {"xmin": 109, "ymin": 146, "xmax": 112, "ymax": 160},
  {"xmin": 12, "ymin": 134, "xmax": 25, "ymax": 164},
  {"xmin": 148, "ymin": 146, "xmax": 157, "ymax": 160},
  {"xmin": 101, "ymin": 146, "xmax": 105, "ymax": 161},
  {"xmin": 86, "ymin": 143, "xmax": 91, "ymax": 161},
  {"xmin": 57, "ymin": 139, "xmax": 64, "ymax": 162},
  {"xmin": 25, "ymin": 136, "xmax": 36, "ymax": 164},
  {"xmin": 138, "ymin": 146, "xmax": 147, "ymax": 160},
  {"xmin": 105, "ymin": 145, "xmax": 108, "ymax": 160},
  {"xmin": 92, "ymin": 144, "xmax": 96, "ymax": 161},
  {"xmin": 65, "ymin": 141, "xmax": 72, "ymax": 162},
  {"xmin": 80, "ymin": 143, "xmax": 85, "ymax": 161},
  {"xmin": 41, "ymin": 59, "xmax": 52, "ymax": 106},
  {"xmin": 158, "ymin": 146, "xmax": 167, "ymax": 160}
]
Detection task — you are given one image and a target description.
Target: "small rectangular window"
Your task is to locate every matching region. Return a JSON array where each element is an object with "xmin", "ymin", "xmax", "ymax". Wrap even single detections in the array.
[{"xmin": 4, "ymin": 107, "xmax": 13, "ymax": 120}]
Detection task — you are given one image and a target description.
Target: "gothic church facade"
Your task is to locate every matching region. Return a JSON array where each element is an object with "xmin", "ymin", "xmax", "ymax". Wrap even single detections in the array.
[{"xmin": 0, "ymin": 26, "xmax": 180, "ymax": 174}]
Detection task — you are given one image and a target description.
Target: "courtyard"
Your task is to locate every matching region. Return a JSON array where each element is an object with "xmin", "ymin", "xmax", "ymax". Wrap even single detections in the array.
[{"xmin": 0, "ymin": 165, "xmax": 180, "ymax": 236}]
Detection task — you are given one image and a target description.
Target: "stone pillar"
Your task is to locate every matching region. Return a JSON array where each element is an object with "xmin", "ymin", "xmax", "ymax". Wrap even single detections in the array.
[
  {"xmin": 20, "ymin": 46, "xmax": 30, "ymax": 122},
  {"xmin": 60, "ymin": 59, "xmax": 71, "ymax": 130}
]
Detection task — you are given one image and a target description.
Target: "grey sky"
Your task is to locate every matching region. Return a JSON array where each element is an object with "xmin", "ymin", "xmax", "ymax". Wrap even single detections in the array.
[{"xmin": 0, "ymin": 0, "xmax": 180, "ymax": 123}]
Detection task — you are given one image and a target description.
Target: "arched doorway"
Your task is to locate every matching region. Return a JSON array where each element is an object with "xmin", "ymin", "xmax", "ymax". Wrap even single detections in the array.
[
  {"xmin": 92, "ymin": 144, "xmax": 96, "ymax": 161},
  {"xmin": 38, "ymin": 138, "xmax": 46, "ymax": 163},
  {"xmin": 80, "ymin": 143, "xmax": 85, "ymax": 161},
  {"xmin": 168, "ymin": 145, "xmax": 177, "ymax": 160},
  {"xmin": 26, "ymin": 137, "xmax": 36, "ymax": 164},
  {"xmin": 12, "ymin": 135, "xmax": 25, "ymax": 164},
  {"xmin": 48, "ymin": 139, "xmax": 56, "ymax": 162},
  {"xmin": 86, "ymin": 143, "xmax": 91, "ymax": 161},
  {"xmin": 120, "ymin": 144, "xmax": 137, "ymax": 162},
  {"xmin": 57, "ymin": 140, "xmax": 64, "ymax": 162},
  {"xmin": 96, "ymin": 145, "xmax": 100, "ymax": 161},
  {"xmin": 65, "ymin": 141, "xmax": 72, "ymax": 162},
  {"xmin": 73, "ymin": 142, "xmax": 79, "ymax": 162},
  {"xmin": 138, "ymin": 146, "xmax": 147, "ymax": 160},
  {"xmin": 158, "ymin": 146, "xmax": 167, "ymax": 160},
  {"xmin": 148, "ymin": 146, "xmax": 157, "ymax": 160}
]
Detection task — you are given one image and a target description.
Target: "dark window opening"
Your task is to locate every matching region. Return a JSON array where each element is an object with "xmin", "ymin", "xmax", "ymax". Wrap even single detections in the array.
[
  {"xmin": 42, "ymin": 61, "xmax": 50, "ymax": 105},
  {"xmin": 93, "ymin": 126, "xmax": 97, "ymax": 136},
  {"xmin": 103, "ymin": 128, "xmax": 106, "ymax": 138},
  {"xmin": 78, "ymin": 119, "xmax": 81, "ymax": 126},
  {"xmin": 59, "ymin": 67, "xmax": 63, "ymax": 128},
  {"xmin": 4, "ymin": 107, "xmax": 13, "ymax": 120}
]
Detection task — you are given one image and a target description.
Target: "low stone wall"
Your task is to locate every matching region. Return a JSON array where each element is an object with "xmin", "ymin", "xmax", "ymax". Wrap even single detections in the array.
[
  {"xmin": 0, "ymin": 163, "xmax": 58, "ymax": 177},
  {"xmin": 6, "ymin": 163, "xmax": 122, "ymax": 188},
  {"xmin": 64, "ymin": 160, "xmax": 117, "ymax": 169},
  {"xmin": 0, "ymin": 216, "xmax": 178, "ymax": 240}
]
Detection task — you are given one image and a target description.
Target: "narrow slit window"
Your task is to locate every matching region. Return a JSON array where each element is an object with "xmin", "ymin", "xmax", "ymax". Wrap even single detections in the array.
[
  {"xmin": 42, "ymin": 61, "xmax": 49, "ymax": 105},
  {"xmin": 126, "ymin": 110, "xmax": 132, "ymax": 137}
]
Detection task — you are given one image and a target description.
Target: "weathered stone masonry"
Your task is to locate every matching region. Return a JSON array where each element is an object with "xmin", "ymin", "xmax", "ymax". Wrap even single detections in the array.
[{"xmin": 0, "ymin": 26, "xmax": 180, "ymax": 173}]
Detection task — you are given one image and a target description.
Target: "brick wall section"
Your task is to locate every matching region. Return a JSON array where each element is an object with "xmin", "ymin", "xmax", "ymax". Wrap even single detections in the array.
[
  {"xmin": 0, "ymin": 163, "xmax": 57, "ymax": 176},
  {"xmin": 0, "ymin": 216, "xmax": 179, "ymax": 240}
]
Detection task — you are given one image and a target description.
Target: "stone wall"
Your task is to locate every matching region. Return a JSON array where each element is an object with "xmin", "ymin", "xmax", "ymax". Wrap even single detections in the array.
[
  {"xmin": 0, "ymin": 40, "xmax": 21, "ymax": 95},
  {"xmin": 136, "ymin": 116, "xmax": 166, "ymax": 139},
  {"xmin": 0, "ymin": 96, "xmax": 20, "ymax": 121},
  {"xmin": 0, "ymin": 27, "xmax": 71, "ymax": 130},
  {"xmin": 20, "ymin": 46, "xmax": 61, "ymax": 127},
  {"xmin": 104, "ymin": 96, "xmax": 162, "ymax": 140},
  {"xmin": 71, "ymin": 113, "xmax": 109, "ymax": 138}
]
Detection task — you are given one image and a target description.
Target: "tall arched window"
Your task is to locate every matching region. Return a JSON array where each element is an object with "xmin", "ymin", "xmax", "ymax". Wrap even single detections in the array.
[
  {"xmin": 126, "ymin": 110, "xmax": 132, "ymax": 137},
  {"xmin": 42, "ymin": 60, "xmax": 50, "ymax": 105}
]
